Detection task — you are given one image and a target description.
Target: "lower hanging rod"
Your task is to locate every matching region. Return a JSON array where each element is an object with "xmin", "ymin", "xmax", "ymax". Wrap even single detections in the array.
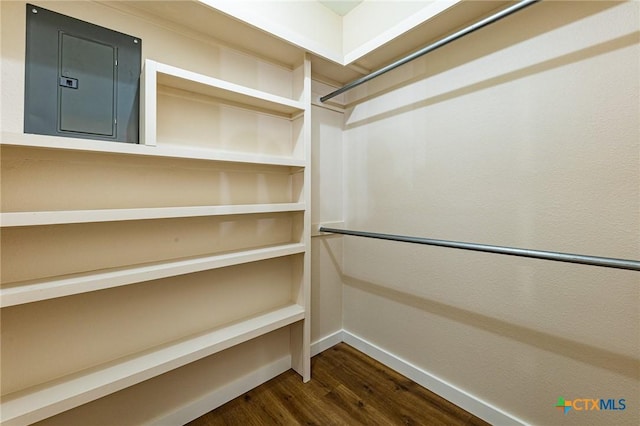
[{"xmin": 318, "ymin": 227, "xmax": 640, "ymax": 272}]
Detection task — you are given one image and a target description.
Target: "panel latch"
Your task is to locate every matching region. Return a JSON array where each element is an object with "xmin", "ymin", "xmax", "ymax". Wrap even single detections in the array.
[{"xmin": 59, "ymin": 76, "xmax": 78, "ymax": 89}]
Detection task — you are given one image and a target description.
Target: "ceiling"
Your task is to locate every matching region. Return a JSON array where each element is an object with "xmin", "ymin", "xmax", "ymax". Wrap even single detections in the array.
[
  {"xmin": 107, "ymin": 0, "xmax": 512, "ymax": 86},
  {"xmin": 317, "ymin": 1, "xmax": 363, "ymax": 16}
]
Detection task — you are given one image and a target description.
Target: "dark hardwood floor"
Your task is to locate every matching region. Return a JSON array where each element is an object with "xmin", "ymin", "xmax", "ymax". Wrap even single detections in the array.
[{"xmin": 187, "ymin": 343, "xmax": 491, "ymax": 426}]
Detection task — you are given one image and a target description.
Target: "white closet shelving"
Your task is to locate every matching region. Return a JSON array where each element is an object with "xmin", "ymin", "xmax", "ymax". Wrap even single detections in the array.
[
  {"xmin": 1, "ymin": 304, "xmax": 305, "ymax": 426},
  {"xmin": 0, "ymin": 203, "xmax": 305, "ymax": 227},
  {"xmin": 0, "ymin": 243, "xmax": 306, "ymax": 308},
  {"xmin": 1, "ymin": 53, "xmax": 311, "ymax": 425},
  {"xmin": 142, "ymin": 60, "xmax": 305, "ymax": 131},
  {"xmin": 0, "ymin": 132, "xmax": 305, "ymax": 167}
]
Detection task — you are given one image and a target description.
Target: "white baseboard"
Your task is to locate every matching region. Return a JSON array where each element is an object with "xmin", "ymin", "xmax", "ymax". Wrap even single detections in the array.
[
  {"xmin": 341, "ymin": 330, "xmax": 527, "ymax": 426},
  {"xmin": 311, "ymin": 330, "xmax": 344, "ymax": 356},
  {"xmin": 152, "ymin": 330, "xmax": 524, "ymax": 426},
  {"xmin": 151, "ymin": 355, "xmax": 291, "ymax": 425}
]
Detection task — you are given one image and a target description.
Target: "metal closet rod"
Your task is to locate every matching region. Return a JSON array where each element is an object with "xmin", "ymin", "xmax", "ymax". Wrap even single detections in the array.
[
  {"xmin": 318, "ymin": 227, "xmax": 640, "ymax": 271},
  {"xmin": 320, "ymin": 0, "xmax": 540, "ymax": 103}
]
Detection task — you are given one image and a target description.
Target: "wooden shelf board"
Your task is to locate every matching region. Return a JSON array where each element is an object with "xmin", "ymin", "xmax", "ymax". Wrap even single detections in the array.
[
  {"xmin": 0, "ymin": 243, "xmax": 305, "ymax": 308},
  {"xmin": 0, "ymin": 132, "xmax": 305, "ymax": 168},
  {"xmin": 0, "ymin": 203, "xmax": 305, "ymax": 227},
  {"xmin": 152, "ymin": 60, "xmax": 305, "ymax": 116},
  {"xmin": 0, "ymin": 304, "xmax": 305, "ymax": 426}
]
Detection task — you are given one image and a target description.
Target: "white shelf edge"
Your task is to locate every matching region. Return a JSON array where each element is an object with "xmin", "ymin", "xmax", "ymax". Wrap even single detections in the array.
[
  {"xmin": 0, "ymin": 203, "xmax": 305, "ymax": 227},
  {"xmin": 0, "ymin": 304, "xmax": 305, "ymax": 426},
  {"xmin": 0, "ymin": 132, "xmax": 306, "ymax": 168},
  {"xmin": 150, "ymin": 60, "xmax": 305, "ymax": 116},
  {"xmin": 0, "ymin": 243, "xmax": 305, "ymax": 308}
]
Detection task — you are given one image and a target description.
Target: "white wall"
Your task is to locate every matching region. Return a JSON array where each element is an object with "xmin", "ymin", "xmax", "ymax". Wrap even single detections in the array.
[
  {"xmin": 310, "ymin": 80, "xmax": 345, "ymax": 344},
  {"xmin": 341, "ymin": 1, "xmax": 639, "ymax": 425}
]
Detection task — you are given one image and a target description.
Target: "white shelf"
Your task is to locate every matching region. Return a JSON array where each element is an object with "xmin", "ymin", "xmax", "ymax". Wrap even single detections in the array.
[
  {"xmin": 0, "ymin": 203, "xmax": 305, "ymax": 227},
  {"xmin": 0, "ymin": 243, "xmax": 305, "ymax": 308},
  {"xmin": 151, "ymin": 60, "xmax": 305, "ymax": 116},
  {"xmin": 0, "ymin": 304, "xmax": 305, "ymax": 426},
  {"xmin": 0, "ymin": 132, "xmax": 305, "ymax": 167},
  {"xmin": 1, "ymin": 44, "xmax": 311, "ymax": 425}
]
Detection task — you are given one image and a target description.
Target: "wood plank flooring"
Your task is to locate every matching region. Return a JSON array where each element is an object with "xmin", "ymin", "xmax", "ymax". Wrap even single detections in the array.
[{"xmin": 187, "ymin": 343, "xmax": 491, "ymax": 426}]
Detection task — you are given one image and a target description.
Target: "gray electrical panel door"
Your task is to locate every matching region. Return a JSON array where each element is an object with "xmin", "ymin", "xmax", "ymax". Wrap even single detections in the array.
[
  {"xmin": 59, "ymin": 33, "xmax": 116, "ymax": 136},
  {"xmin": 24, "ymin": 4, "xmax": 141, "ymax": 143}
]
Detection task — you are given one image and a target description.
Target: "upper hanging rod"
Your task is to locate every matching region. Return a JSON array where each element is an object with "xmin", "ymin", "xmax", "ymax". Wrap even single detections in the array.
[
  {"xmin": 320, "ymin": 0, "xmax": 540, "ymax": 103},
  {"xmin": 318, "ymin": 227, "xmax": 640, "ymax": 272}
]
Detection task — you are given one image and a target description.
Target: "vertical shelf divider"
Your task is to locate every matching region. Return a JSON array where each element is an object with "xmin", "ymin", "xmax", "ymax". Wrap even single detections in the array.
[
  {"xmin": 140, "ymin": 59, "xmax": 157, "ymax": 146},
  {"xmin": 290, "ymin": 53, "xmax": 312, "ymax": 382}
]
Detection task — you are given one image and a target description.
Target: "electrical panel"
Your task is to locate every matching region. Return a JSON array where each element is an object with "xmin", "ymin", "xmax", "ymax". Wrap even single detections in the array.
[{"xmin": 24, "ymin": 4, "xmax": 141, "ymax": 143}]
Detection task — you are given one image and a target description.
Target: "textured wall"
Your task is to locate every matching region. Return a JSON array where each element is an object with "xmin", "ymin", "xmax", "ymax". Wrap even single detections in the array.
[
  {"xmin": 311, "ymin": 90, "xmax": 345, "ymax": 343},
  {"xmin": 341, "ymin": 1, "xmax": 639, "ymax": 425}
]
